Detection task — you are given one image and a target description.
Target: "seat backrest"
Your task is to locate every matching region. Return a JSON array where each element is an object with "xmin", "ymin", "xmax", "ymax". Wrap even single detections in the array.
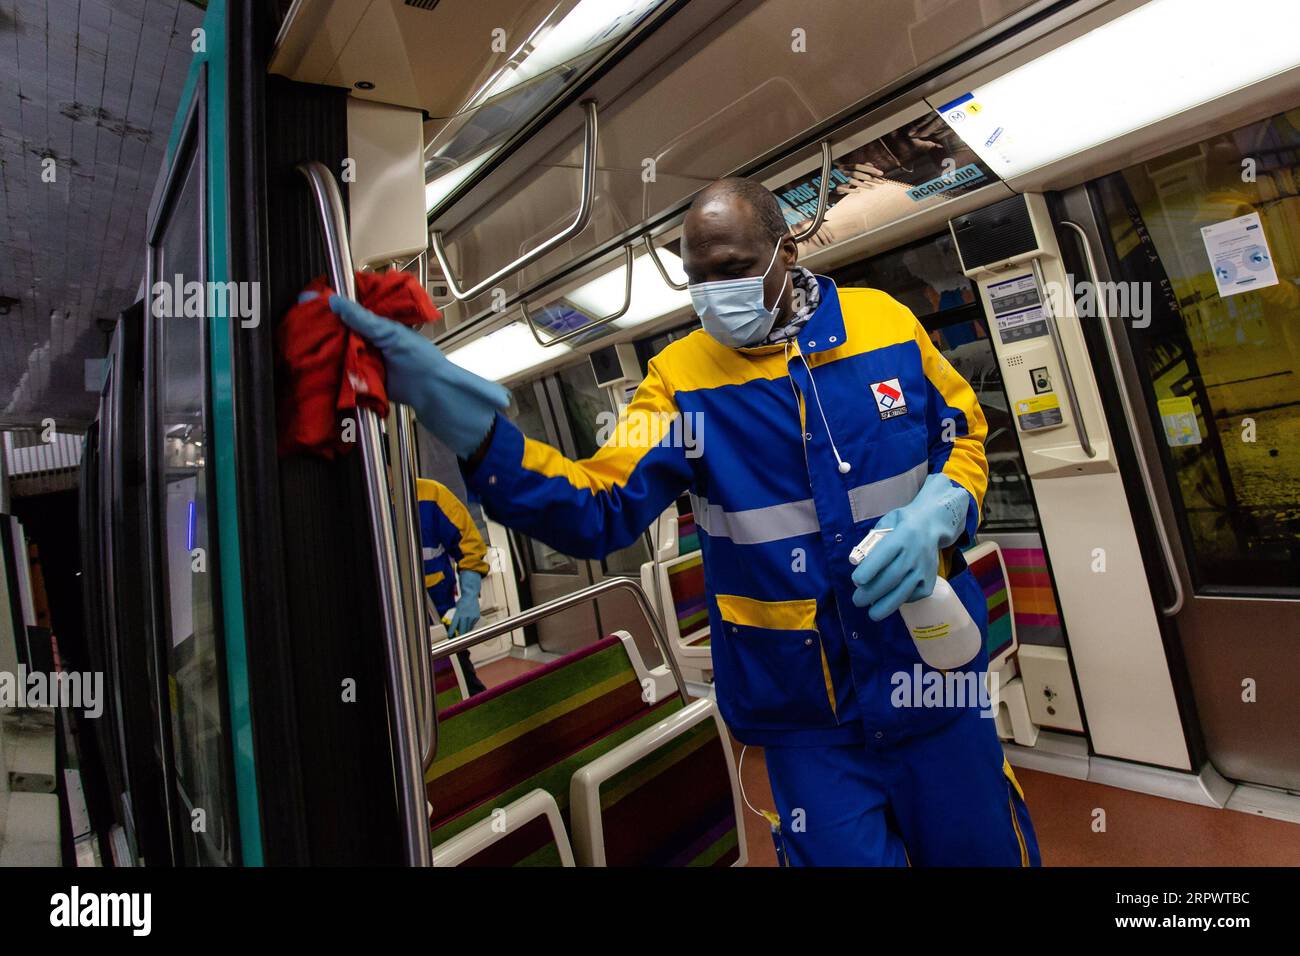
[
  {"xmin": 574, "ymin": 700, "xmax": 743, "ymax": 867},
  {"xmin": 426, "ymin": 634, "xmax": 683, "ymax": 854},
  {"xmin": 432, "ymin": 653, "xmax": 463, "ymax": 710},
  {"xmin": 999, "ymin": 542, "xmax": 1065, "ymax": 645},
  {"xmin": 432, "ymin": 789, "xmax": 574, "ymax": 867},
  {"xmin": 964, "ymin": 541, "xmax": 1016, "ymax": 664},
  {"xmin": 665, "ymin": 552, "xmax": 708, "ymax": 644},
  {"xmin": 677, "ymin": 513, "xmax": 700, "ymax": 555}
]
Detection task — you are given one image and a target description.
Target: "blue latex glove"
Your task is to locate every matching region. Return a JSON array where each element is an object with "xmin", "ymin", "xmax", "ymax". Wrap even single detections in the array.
[
  {"xmin": 850, "ymin": 474, "xmax": 971, "ymax": 622},
  {"xmin": 448, "ymin": 570, "xmax": 482, "ymax": 637},
  {"xmin": 319, "ymin": 294, "xmax": 510, "ymax": 458}
]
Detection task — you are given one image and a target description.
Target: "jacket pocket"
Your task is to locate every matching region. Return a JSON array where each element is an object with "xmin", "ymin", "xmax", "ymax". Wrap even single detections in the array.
[{"xmin": 713, "ymin": 594, "xmax": 838, "ymax": 730}]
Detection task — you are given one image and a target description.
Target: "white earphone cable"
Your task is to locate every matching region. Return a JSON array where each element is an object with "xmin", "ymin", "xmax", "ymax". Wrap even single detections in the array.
[{"xmin": 799, "ymin": 350, "xmax": 851, "ymax": 474}]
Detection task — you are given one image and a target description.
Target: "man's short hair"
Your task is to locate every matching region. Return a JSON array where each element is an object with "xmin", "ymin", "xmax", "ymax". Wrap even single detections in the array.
[{"xmin": 690, "ymin": 177, "xmax": 790, "ymax": 244}]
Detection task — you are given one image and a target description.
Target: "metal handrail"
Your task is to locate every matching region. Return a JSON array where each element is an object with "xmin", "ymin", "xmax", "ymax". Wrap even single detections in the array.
[
  {"xmin": 431, "ymin": 132, "xmax": 833, "ymax": 350},
  {"xmin": 398, "ymin": 250, "xmax": 439, "ymax": 767},
  {"xmin": 393, "ymin": 402, "xmax": 438, "ymax": 768},
  {"xmin": 1059, "ymin": 220, "xmax": 1185, "ymax": 617},
  {"xmin": 431, "ymin": 577, "xmax": 690, "ymax": 720},
  {"xmin": 789, "ymin": 140, "xmax": 832, "ymax": 244},
  {"xmin": 641, "ymin": 234, "xmax": 686, "ymax": 291},
  {"xmin": 430, "ymin": 100, "xmax": 599, "ymax": 303},
  {"xmin": 296, "ymin": 160, "xmax": 432, "ymax": 867},
  {"xmin": 512, "ymin": 139, "xmax": 832, "ymax": 346},
  {"xmin": 519, "ymin": 242, "xmax": 635, "ymax": 347},
  {"xmin": 1030, "ymin": 257, "xmax": 1096, "ymax": 459}
]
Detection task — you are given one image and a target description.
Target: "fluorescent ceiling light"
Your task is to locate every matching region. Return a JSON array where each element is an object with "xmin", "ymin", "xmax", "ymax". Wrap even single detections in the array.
[
  {"xmin": 446, "ymin": 321, "xmax": 572, "ymax": 382},
  {"xmin": 425, "ymin": 151, "xmax": 493, "ymax": 212},
  {"xmin": 468, "ymin": 0, "xmax": 661, "ymax": 108},
  {"xmin": 933, "ymin": 0, "xmax": 1300, "ymax": 180},
  {"xmin": 565, "ymin": 250, "xmax": 691, "ymax": 329}
]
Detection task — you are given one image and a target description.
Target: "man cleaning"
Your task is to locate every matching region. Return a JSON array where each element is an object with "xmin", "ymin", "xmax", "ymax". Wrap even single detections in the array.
[
  {"xmin": 332, "ymin": 176, "xmax": 1039, "ymax": 866},
  {"xmin": 418, "ymin": 477, "xmax": 490, "ymax": 696}
]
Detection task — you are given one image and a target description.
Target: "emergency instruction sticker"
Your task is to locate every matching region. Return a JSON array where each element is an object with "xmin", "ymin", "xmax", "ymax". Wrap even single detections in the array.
[
  {"xmin": 1157, "ymin": 396, "xmax": 1202, "ymax": 446},
  {"xmin": 871, "ymin": 379, "xmax": 908, "ymax": 419},
  {"xmin": 1014, "ymin": 393, "xmax": 1063, "ymax": 431},
  {"xmin": 1201, "ymin": 213, "xmax": 1279, "ymax": 298}
]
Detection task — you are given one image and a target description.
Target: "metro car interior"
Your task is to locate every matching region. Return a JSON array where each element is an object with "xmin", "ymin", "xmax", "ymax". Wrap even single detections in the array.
[{"xmin": 2, "ymin": 0, "xmax": 1298, "ymax": 872}]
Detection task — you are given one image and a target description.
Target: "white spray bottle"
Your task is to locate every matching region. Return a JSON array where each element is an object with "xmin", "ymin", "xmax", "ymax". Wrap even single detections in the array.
[{"xmin": 849, "ymin": 528, "xmax": 982, "ymax": 670}]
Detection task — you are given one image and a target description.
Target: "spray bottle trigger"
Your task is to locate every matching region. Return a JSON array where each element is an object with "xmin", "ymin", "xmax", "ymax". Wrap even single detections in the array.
[{"xmin": 848, "ymin": 527, "xmax": 892, "ymax": 566}]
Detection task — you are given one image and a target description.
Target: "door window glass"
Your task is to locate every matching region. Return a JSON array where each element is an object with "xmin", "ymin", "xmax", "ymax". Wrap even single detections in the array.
[
  {"xmin": 154, "ymin": 153, "xmax": 235, "ymax": 864},
  {"xmin": 1094, "ymin": 108, "xmax": 1300, "ymax": 592}
]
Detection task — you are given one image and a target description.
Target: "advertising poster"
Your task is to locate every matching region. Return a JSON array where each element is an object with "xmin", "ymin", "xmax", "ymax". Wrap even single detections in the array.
[{"xmin": 773, "ymin": 114, "xmax": 997, "ymax": 249}]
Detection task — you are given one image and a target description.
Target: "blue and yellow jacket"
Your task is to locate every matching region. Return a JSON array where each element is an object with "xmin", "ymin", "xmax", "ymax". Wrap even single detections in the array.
[
  {"xmin": 417, "ymin": 478, "xmax": 490, "ymax": 616},
  {"xmin": 465, "ymin": 278, "xmax": 989, "ymax": 747}
]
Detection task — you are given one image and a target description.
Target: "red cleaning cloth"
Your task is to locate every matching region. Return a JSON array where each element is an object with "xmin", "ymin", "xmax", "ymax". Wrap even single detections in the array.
[{"xmin": 275, "ymin": 269, "xmax": 442, "ymax": 459}]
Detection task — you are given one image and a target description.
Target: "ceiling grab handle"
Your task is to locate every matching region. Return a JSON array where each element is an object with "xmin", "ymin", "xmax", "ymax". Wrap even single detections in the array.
[
  {"xmin": 296, "ymin": 160, "xmax": 433, "ymax": 867},
  {"xmin": 430, "ymin": 99, "xmax": 600, "ymax": 303},
  {"xmin": 788, "ymin": 140, "xmax": 833, "ymax": 244},
  {"xmin": 519, "ymin": 242, "xmax": 635, "ymax": 347},
  {"xmin": 642, "ymin": 234, "xmax": 687, "ymax": 291},
  {"xmin": 1060, "ymin": 220, "xmax": 1184, "ymax": 617}
]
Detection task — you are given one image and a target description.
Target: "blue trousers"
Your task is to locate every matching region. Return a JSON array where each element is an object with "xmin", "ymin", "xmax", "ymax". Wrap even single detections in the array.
[{"xmin": 763, "ymin": 707, "xmax": 1040, "ymax": 866}]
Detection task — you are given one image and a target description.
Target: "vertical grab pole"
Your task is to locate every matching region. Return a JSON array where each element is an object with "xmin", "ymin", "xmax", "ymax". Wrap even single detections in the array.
[
  {"xmin": 388, "ymin": 252, "xmax": 438, "ymax": 767},
  {"xmin": 390, "ymin": 398, "xmax": 436, "ymax": 768},
  {"xmin": 296, "ymin": 161, "xmax": 432, "ymax": 866}
]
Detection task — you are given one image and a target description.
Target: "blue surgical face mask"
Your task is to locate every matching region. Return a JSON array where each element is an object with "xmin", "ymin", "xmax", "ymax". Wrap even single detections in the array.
[{"xmin": 689, "ymin": 240, "xmax": 788, "ymax": 348}]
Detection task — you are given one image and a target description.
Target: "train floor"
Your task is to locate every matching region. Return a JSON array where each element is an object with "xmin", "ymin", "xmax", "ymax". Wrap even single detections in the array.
[
  {"xmin": 733, "ymin": 737, "xmax": 1300, "ymax": 867},
  {"xmin": 473, "ymin": 653, "xmax": 1300, "ymax": 867}
]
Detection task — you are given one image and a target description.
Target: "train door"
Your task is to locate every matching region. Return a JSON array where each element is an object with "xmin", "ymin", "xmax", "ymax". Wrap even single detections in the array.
[
  {"xmin": 1057, "ymin": 108, "xmax": 1300, "ymax": 792},
  {"xmin": 98, "ymin": 304, "xmax": 174, "ymax": 866},
  {"xmin": 144, "ymin": 65, "xmax": 242, "ymax": 866}
]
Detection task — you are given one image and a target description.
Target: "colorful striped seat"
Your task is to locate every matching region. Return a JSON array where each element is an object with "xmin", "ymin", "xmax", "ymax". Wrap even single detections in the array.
[
  {"xmin": 569, "ymin": 698, "xmax": 745, "ymax": 866},
  {"xmin": 433, "ymin": 653, "xmax": 464, "ymax": 711},
  {"xmin": 677, "ymin": 512, "xmax": 700, "ymax": 555},
  {"xmin": 640, "ymin": 548, "xmax": 713, "ymax": 682},
  {"xmin": 426, "ymin": 634, "xmax": 686, "ymax": 864},
  {"xmin": 1000, "ymin": 542, "xmax": 1065, "ymax": 646},
  {"xmin": 431, "ymin": 789, "xmax": 574, "ymax": 867},
  {"xmin": 963, "ymin": 541, "xmax": 1016, "ymax": 664},
  {"xmin": 667, "ymin": 552, "xmax": 708, "ymax": 645}
]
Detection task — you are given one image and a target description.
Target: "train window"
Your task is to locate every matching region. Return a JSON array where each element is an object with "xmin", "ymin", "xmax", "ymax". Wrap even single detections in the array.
[
  {"xmin": 555, "ymin": 363, "xmax": 609, "ymax": 460},
  {"xmin": 925, "ymin": 315, "xmax": 1036, "ymax": 532},
  {"xmin": 554, "ymin": 363, "xmax": 651, "ymax": 575},
  {"xmin": 506, "ymin": 384, "xmax": 582, "ymax": 577},
  {"xmin": 1094, "ymin": 107, "xmax": 1300, "ymax": 593},
  {"xmin": 150, "ymin": 121, "xmax": 236, "ymax": 865},
  {"xmin": 507, "ymin": 382, "xmax": 551, "ymax": 447},
  {"xmin": 829, "ymin": 235, "xmax": 1037, "ymax": 532},
  {"xmin": 830, "ymin": 232, "xmax": 976, "ymax": 320},
  {"xmin": 634, "ymin": 321, "xmax": 699, "ymax": 375}
]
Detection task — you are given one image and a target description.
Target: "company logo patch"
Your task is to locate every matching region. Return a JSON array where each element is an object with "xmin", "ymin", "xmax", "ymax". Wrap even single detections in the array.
[{"xmin": 871, "ymin": 379, "xmax": 908, "ymax": 419}]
